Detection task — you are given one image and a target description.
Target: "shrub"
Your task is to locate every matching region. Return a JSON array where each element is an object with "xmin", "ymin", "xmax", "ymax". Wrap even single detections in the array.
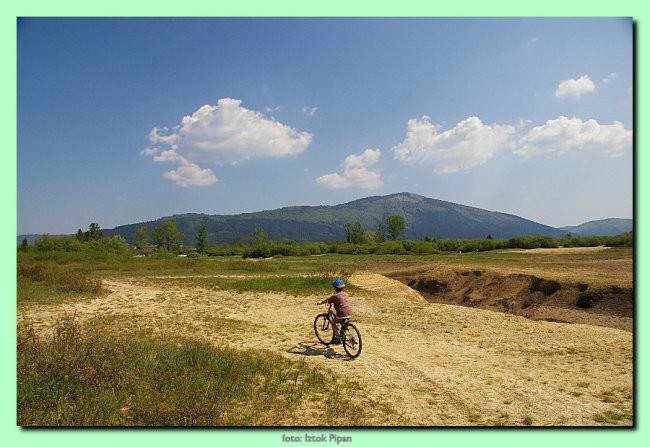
[
  {"xmin": 374, "ymin": 241, "xmax": 407, "ymax": 255},
  {"xmin": 402, "ymin": 240, "xmax": 439, "ymax": 255},
  {"xmin": 604, "ymin": 232, "xmax": 633, "ymax": 247},
  {"xmin": 17, "ymin": 261, "xmax": 102, "ymax": 294}
]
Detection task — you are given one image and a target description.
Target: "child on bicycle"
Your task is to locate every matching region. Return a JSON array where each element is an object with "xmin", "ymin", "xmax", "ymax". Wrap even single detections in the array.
[{"xmin": 316, "ymin": 279, "xmax": 352, "ymax": 344}]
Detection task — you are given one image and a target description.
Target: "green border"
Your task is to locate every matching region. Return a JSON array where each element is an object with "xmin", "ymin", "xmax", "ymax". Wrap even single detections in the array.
[{"xmin": 5, "ymin": 1, "xmax": 647, "ymax": 446}]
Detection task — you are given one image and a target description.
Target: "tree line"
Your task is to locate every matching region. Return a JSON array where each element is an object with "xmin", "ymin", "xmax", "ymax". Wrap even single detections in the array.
[{"xmin": 19, "ymin": 218, "xmax": 633, "ymax": 258}]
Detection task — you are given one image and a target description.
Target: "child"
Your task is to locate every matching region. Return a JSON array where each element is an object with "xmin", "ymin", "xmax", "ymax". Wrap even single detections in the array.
[{"xmin": 317, "ymin": 279, "xmax": 352, "ymax": 344}]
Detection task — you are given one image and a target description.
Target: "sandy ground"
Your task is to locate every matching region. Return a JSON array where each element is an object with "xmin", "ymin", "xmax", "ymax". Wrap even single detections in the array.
[
  {"xmin": 508, "ymin": 246, "xmax": 614, "ymax": 254},
  {"xmin": 17, "ymin": 272, "xmax": 633, "ymax": 426}
]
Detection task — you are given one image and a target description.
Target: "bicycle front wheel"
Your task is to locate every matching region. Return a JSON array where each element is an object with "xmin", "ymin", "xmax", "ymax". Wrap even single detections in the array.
[
  {"xmin": 341, "ymin": 323, "xmax": 362, "ymax": 358},
  {"xmin": 314, "ymin": 314, "xmax": 333, "ymax": 345}
]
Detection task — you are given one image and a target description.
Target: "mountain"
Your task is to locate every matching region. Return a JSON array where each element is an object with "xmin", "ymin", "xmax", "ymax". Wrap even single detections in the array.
[
  {"xmin": 101, "ymin": 192, "xmax": 568, "ymax": 245},
  {"xmin": 16, "ymin": 234, "xmax": 43, "ymax": 245},
  {"xmin": 560, "ymin": 218, "xmax": 633, "ymax": 237}
]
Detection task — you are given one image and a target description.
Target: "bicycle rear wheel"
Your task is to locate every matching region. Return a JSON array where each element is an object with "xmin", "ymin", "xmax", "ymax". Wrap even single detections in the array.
[
  {"xmin": 314, "ymin": 314, "xmax": 333, "ymax": 345},
  {"xmin": 341, "ymin": 323, "xmax": 362, "ymax": 358}
]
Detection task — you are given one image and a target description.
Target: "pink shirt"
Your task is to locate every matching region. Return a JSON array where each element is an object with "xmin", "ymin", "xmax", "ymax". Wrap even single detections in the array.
[{"xmin": 326, "ymin": 291, "xmax": 352, "ymax": 318}]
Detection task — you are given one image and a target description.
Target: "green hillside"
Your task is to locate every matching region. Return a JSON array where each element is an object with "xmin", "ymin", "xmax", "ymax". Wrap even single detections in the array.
[
  {"xmin": 560, "ymin": 218, "xmax": 633, "ymax": 237},
  {"xmin": 103, "ymin": 192, "xmax": 567, "ymax": 245}
]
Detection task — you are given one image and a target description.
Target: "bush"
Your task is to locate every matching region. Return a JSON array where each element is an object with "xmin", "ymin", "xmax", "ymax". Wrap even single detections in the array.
[
  {"xmin": 242, "ymin": 240, "xmax": 334, "ymax": 258},
  {"xmin": 437, "ymin": 239, "xmax": 462, "ymax": 252},
  {"xmin": 17, "ymin": 261, "xmax": 102, "ymax": 294},
  {"xmin": 374, "ymin": 241, "xmax": 407, "ymax": 255},
  {"xmin": 402, "ymin": 240, "xmax": 439, "ymax": 255},
  {"xmin": 242, "ymin": 242, "xmax": 275, "ymax": 258},
  {"xmin": 34, "ymin": 235, "xmax": 84, "ymax": 253},
  {"xmin": 604, "ymin": 232, "xmax": 633, "ymax": 247},
  {"xmin": 330, "ymin": 243, "xmax": 373, "ymax": 255},
  {"xmin": 27, "ymin": 234, "xmax": 133, "ymax": 264}
]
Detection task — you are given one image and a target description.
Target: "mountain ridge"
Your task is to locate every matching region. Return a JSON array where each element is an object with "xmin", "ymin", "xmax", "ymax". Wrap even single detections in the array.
[
  {"xmin": 20, "ymin": 193, "xmax": 632, "ymax": 245},
  {"xmin": 560, "ymin": 218, "xmax": 633, "ymax": 237},
  {"xmin": 102, "ymin": 192, "xmax": 568, "ymax": 244}
]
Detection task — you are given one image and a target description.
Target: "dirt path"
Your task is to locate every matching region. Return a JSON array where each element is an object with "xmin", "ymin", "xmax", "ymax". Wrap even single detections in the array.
[{"xmin": 18, "ymin": 273, "xmax": 633, "ymax": 426}]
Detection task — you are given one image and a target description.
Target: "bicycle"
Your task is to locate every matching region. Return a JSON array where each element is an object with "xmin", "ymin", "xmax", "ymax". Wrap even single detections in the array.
[{"xmin": 314, "ymin": 303, "xmax": 362, "ymax": 358}]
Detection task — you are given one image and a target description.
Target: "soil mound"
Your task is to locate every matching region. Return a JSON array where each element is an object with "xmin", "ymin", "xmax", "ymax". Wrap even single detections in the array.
[{"xmin": 348, "ymin": 272, "xmax": 426, "ymax": 303}]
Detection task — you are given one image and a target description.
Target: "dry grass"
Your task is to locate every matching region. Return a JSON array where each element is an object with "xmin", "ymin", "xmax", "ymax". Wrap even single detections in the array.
[{"xmin": 354, "ymin": 247, "xmax": 632, "ymax": 291}]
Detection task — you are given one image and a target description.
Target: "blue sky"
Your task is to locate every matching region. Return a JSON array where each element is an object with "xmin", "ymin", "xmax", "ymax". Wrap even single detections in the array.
[{"xmin": 17, "ymin": 17, "xmax": 633, "ymax": 235}]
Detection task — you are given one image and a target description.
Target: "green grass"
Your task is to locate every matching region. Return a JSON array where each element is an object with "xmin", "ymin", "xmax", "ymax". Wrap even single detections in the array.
[
  {"xmin": 17, "ymin": 261, "xmax": 106, "ymax": 306},
  {"xmin": 17, "ymin": 277, "xmax": 105, "ymax": 306},
  {"xmin": 159, "ymin": 274, "xmax": 358, "ymax": 297},
  {"xmin": 87, "ymin": 255, "xmax": 360, "ymax": 280},
  {"xmin": 17, "ymin": 316, "xmax": 370, "ymax": 426}
]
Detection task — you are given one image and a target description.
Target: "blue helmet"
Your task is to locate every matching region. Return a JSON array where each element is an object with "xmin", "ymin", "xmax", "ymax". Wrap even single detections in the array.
[{"xmin": 332, "ymin": 279, "xmax": 345, "ymax": 288}]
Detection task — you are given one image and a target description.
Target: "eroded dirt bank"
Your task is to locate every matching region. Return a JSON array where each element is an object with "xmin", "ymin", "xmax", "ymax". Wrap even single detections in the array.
[{"xmin": 386, "ymin": 266, "xmax": 633, "ymax": 332}]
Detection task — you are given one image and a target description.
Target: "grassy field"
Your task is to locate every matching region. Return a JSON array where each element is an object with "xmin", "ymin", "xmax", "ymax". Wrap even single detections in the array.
[{"xmin": 18, "ymin": 314, "xmax": 370, "ymax": 426}]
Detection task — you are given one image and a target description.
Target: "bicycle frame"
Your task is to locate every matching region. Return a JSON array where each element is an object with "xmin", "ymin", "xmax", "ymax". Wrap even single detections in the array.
[{"xmin": 315, "ymin": 303, "xmax": 362, "ymax": 358}]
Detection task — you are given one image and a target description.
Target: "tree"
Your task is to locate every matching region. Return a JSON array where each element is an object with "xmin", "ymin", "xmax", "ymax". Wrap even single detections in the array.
[
  {"xmin": 87, "ymin": 223, "xmax": 103, "ymax": 241},
  {"xmin": 135, "ymin": 226, "xmax": 150, "ymax": 252},
  {"xmin": 19, "ymin": 237, "xmax": 28, "ymax": 252},
  {"xmin": 251, "ymin": 227, "xmax": 269, "ymax": 246},
  {"xmin": 385, "ymin": 215, "xmax": 406, "ymax": 241},
  {"xmin": 377, "ymin": 223, "xmax": 387, "ymax": 242},
  {"xmin": 196, "ymin": 225, "xmax": 209, "ymax": 254},
  {"xmin": 363, "ymin": 230, "xmax": 382, "ymax": 244},
  {"xmin": 152, "ymin": 222, "xmax": 184, "ymax": 252},
  {"xmin": 231, "ymin": 233, "xmax": 247, "ymax": 248},
  {"xmin": 344, "ymin": 221, "xmax": 364, "ymax": 244}
]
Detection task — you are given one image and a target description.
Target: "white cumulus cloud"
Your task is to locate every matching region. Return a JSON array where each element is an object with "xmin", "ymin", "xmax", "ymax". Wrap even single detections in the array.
[
  {"xmin": 142, "ymin": 98, "xmax": 312, "ymax": 187},
  {"xmin": 162, "ymin": 161, "xmax": 219, "ymax": 188},
  {"xmin": 513, "ymin": 116, "xmax": 632, "ymax": 160},
  {"xmin": 391, "ymin": 114, "xmax": 632, "ymax": 173},
  {"xmin": 555, "ymin": 75, "xmax": 596, "ymax": 98},
  {"xmin": 343, "ymin": 148, "xmax": 381, "ymax": 168},
  {"xmin": 316, "ymin": 168, "xmax": 383, "ymax": 190},
  {"xmin": 317, "ymin": 148, "xmax": 383, "ymax": 190},
  {"xmin": 391, "ymin": 116, "xmax": 515, "ymax": 174}
]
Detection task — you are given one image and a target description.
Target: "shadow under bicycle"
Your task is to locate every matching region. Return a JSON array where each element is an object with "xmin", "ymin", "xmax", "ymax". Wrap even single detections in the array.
[{"xmin": 287, "ymin": 341, "xmax": 351, "ymax": 360}]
